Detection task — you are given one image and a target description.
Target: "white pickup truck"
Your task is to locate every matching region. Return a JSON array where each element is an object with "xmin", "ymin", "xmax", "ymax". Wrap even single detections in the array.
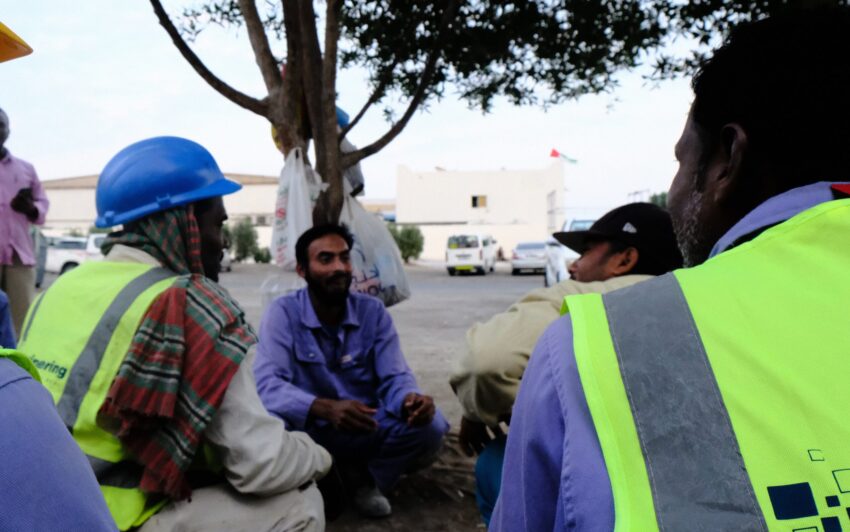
[{"xmin": 46, "ymin": 234, "xmax": 106, "ymax": 275}]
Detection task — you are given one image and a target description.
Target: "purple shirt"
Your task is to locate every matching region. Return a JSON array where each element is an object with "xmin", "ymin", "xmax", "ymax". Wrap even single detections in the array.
[
  {"xmin": 0, "ymin": 357, "xmax": 116, "ymax": 530},
  {"xmin": 491, "ymin": 181, "xmax": 849, "ymax": 531},
  {"xmin": 254, "ymin": 288, "xmax": 421, "ymax": 430},
  {"xmin": 0, "ymin": 151, "xmax": 49, "ymax": 266}
]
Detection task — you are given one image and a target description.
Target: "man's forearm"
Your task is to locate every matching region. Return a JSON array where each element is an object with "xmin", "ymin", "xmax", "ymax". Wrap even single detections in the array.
[{"xmin": 308, "ymin": 397, "xmax": 334, "ymax": 421}]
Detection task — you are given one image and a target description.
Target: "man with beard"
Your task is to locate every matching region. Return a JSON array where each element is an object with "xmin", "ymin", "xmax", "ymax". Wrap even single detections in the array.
[
  {"xmin": 492, "ymin": 8, "xmax": 850, "ymax": 531},
  {"xmin": 255, "ymin": 224, "xmax": 449, "ymax": 518}
]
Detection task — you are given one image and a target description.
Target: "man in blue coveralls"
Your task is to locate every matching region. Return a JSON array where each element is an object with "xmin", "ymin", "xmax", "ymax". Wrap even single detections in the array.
[{"xmin": 255, "ymin": 224, "xmax": 449, "ymax": 518}]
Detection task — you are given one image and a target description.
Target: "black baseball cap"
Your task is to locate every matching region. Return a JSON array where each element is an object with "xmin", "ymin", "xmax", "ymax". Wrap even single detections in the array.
[{"xmin": 553, "ymin": 203, "xmax": 683, "ymax": 275}]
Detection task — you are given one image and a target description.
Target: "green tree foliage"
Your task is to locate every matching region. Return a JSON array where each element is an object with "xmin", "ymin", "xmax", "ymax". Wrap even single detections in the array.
[
  {"xmin": 221, "ymin": 223, "xmax": 233, "ymax": 250},
  {"xmin": 253, "ymin": 247, "xmax": 272, "ymax": 263},
  {"xmin": 649, "ymin": 192, "xmax": 668, "ymax": 208},
  {"xmin": 152, "ymin": 1, "xmax": 813, "ymax": 222},
  {"xmin": 232, "ymin": 218, "xmax": 259, "ymax": 261},
  {"xmin": 389, "ymin": 224, "xmax": 424, "ymax": 264}
]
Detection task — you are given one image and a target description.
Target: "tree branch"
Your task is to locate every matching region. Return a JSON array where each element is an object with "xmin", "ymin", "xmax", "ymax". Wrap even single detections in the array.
[
  {"xmin": 236, "ymin": 0, "xmax": 282, "ymax": 94},
  {"xmin": 295, "ymin": 0, "xmax": 341, "ymax": 187},
  {"xmin": 296, "ymin": 0, "xmax": 327, "ymax": 154},
  {"xmin": 150, "ymin": 0, "xmax": 268, "ymax": 116},
  {"xmin": 341, "ymin": 0, "xmax": 461, "ymax": 168},
  {"xmin": 323, "ymin": 0, "xmax": 341, "ymax": 143},
  {"xmin": 278, "ymin": 0, "xmax": 309, "ymax": 154},
  {"xmin": 338, "ymin": 59, "xmax": 398, "ymax": 142}
]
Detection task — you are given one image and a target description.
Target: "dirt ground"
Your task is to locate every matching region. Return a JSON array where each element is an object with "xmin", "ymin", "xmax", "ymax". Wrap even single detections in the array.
[{"xmin": 218, "ymin": 261, "xmax": 541, "ymax": 531}]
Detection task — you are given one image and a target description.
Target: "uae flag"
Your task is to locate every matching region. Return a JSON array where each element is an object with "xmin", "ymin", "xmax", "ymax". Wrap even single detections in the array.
[{"xmin": 550, "ymin": 148, "xmax": 578, "ymax": 164}]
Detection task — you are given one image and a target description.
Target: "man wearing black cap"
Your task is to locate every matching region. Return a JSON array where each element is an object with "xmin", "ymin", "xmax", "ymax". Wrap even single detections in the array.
[
  {"xmin": 449, "ymin": 202, "xmax": 682, "ymax": 525},
  {"xmin": 560, "ymin": 202, "xmax": 682, "ymax": 283}
]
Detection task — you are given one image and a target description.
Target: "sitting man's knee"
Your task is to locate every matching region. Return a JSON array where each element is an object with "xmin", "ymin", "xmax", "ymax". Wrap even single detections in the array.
[
  {"xmin": 400, "ymin": 415, "xmax": 449, "ymax": 472},
  {"xmin": 420, "ymin": 415, "xmax": 448, "ymax": 452},
  {"xmin": 282, "ymin": 483, "xmax": 326, "ymax": 532}
]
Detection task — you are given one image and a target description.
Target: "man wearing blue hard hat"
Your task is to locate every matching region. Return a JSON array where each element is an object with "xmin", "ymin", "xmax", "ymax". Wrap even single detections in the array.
[{"xmin": 17, "ymin": 136, "xmax": 331, "ymax": 531}]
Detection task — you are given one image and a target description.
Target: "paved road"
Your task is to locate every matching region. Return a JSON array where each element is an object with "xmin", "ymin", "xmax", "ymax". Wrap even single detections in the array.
[{"xmin": 219, "ymin": 260, "xmax": 542, "ymax": 426}]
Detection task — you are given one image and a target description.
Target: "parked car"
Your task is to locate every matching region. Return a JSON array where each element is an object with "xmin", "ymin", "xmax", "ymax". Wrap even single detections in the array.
[
  {"xmin": 220, "ymin": 249, "xmax": 233, "ymax": 272},
  {"xmin": 544, "ymin": 219, "xmax": 595, "ymax": 287},
  {"xmin": 87, "ymin": 233, "xmax": 107, "ymax": 256},
  {"xmin": 511, "ymin": 241, "xmax": 547, "ymax": 275},
  {"xmin": 46, "ymin": 234, "xmax": 106, "ymax": 275},
  {"xmin": 31, "ymin": 227, "xmax": 47, "ymax": 288},
  {"xmin": 446, "ymin": 234, "xmax": 498, "ymax": 276}
]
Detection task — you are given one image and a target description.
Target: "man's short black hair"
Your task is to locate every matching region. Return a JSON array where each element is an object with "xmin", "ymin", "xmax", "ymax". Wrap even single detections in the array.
[
  {"xmin": 599, "ymin": 237, "xmax": 682, "ymax": 277},
  {"xmin": 295, "ymin": 224, "xmax": 355, "ymax": 268},
  {"xmin": 691, "ymin": 7, "xmax": 850, "ymax": 192}
]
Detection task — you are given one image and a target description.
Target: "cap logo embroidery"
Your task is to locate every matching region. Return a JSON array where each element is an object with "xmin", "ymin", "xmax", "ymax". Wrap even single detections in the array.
[{"xmin": 622, "ymin": 222, "xmax": 637, "ymax": 233}]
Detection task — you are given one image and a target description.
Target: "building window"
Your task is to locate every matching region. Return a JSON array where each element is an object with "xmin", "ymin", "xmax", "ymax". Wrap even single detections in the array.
[
  {"xmin": 255, "ymin": 215, "xmax": 269, "ymax": 226},
  {"xmin": 472, "ymin": 195, "xmax": 487, "ymax": 208}
]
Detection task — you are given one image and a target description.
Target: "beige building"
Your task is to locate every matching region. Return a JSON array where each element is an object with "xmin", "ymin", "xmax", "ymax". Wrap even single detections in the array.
[
  {"xmin": 396, "ymin": 162, "xmax": 565, "ymax": 260},
  {"xmin": 41, "ymin": 173, "xmax": 278, "ymax": 246}
]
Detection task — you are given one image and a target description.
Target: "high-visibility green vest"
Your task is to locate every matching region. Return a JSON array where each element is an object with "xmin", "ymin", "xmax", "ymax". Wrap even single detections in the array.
[
  {"xmin": 565, "ymin": 197, "xmax": 850, "ymax": 531},
  {"xmin": 18, "ymin": 261, "xmax": 178, "ymax": 531},
  {"xmin": 0, "ymin": 347, "xmax": 41, "ymax": 380}
]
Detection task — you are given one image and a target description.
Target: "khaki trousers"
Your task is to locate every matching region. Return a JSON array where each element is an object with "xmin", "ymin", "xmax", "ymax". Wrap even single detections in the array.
[
  {"xmin": 0, "ymin": 254, "xmax": 35, "ymax": 338},
  {"xmin": 138, "ymin": 483, "xmax": 325, "ymax": 532}
]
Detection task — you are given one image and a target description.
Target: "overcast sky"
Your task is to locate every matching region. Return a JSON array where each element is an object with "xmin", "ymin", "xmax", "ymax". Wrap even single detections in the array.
[{"xmin": 1, "ymin": 1, "xmax": 694, "ymax": 218}]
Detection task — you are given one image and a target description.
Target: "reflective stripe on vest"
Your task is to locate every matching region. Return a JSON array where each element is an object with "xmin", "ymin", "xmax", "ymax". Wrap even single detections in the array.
[
  {"xmin": 568, "ymin": 197, "xmax": 850, "ymax": 531},
  {"xmin": 88, "ymin": 455, "xmax": 144, "ymax": 489},
  {"xmin": 18, "ymin": 261, "xmax": 177, "ymax": 530},
  {"xmin": 604, "ymin": 275, "xmax": 764, "ymax": 530},
  {"xmin": 52, "ymin": 267, "xmax": 176, "ymax": 429}
]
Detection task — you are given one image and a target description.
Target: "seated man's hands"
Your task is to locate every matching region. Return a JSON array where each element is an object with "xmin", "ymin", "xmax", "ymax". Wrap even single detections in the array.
[
  {"xmin": 459, "ymin": 417, "xmax": 504, "ymax": 457},
  {"xmin": 402, "ymin": 392, "xmax": 435, "ymax": 427},
  {"xmin": 310, "ymin": 398, "xmax": 378, "ymax": 433}
]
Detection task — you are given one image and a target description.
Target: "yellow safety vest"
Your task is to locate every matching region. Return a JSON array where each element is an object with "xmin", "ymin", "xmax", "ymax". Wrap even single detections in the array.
[
  {"xmin": 566, "ymin": 197, "xmax": 850, "ymax": 531},
  {"xmin": 18, "ymin": 261, "xmax": 178, "ymax": 531},
  {"xmin": 0, "ymin": 347, "xmax": 41, "ymax": 380}
]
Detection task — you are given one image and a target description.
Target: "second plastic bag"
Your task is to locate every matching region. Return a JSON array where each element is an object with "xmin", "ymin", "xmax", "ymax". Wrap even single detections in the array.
[{"xmin": 339, "ymin": 187, "xmax": 411, "ymax": 307}]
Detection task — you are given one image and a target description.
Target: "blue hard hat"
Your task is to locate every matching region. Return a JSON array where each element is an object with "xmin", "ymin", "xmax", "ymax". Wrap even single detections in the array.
[
  {"xmin": 95, "ymin": 136, "xmax": 241, "ymax": 227},
  {"xmin": 335, "ymin": 106, "xmax": 350, "ymax": 129}
]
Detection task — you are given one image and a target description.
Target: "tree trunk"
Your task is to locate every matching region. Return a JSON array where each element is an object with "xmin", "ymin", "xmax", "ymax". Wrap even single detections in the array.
[{"xmin": 282, "ymin": 0, "xmax": 345, "ymax": 226}]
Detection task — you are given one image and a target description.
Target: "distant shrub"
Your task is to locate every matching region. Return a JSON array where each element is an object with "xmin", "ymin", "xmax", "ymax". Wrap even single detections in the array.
[
  {"xmin": 389, "ymin": 223, "xmax": 424, "ymax": 263},
  {"xmin": 253, "ymin": 247, "xmax": 272, "ymax": 264},
  {"xmin": 232, "ymin": 218, "xmax": 258, "ymax": 261}
]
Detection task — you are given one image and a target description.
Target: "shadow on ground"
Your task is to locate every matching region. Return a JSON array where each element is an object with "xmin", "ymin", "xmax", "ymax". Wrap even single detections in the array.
[{"xmin": 327, "ymin": 433, "xmax": 484, "ymax": 532}]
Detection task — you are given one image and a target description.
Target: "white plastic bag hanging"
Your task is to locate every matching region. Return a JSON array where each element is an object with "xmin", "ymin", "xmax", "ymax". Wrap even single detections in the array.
[
  {"xmin": 270, "ymin": 148, "xmax": 325, "ymax": 270},
  {"xmin": 340, "ymin": 135, "xmax": 365, "ymax": 196},
  {"xmin": 339, "ymin": 182, "xmax": 411, "ymax": 306}
]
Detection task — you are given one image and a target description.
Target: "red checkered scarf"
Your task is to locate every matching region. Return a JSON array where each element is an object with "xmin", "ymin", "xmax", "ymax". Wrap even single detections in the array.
[{"xmin": 99, "ymin": 206, "xmax": 257, "ymax": 500}]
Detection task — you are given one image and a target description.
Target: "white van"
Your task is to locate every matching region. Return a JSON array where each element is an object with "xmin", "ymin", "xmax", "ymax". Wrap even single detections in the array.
[
  {"xmin": 46, "ymin": 234, "xmax": 106, "ymax": 275},
  {"xmin": 446, "ymin": 234, "xmax": 498, "ymax": 275}
]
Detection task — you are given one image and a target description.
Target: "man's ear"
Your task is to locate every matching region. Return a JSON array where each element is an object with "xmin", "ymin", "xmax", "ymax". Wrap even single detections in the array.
[
  {"xmin": 711, "ymin": 123, "xmax": 749, "ymax": 205},
  {"xmin": 611, "ymin": 247, "xmax": 639, "ymax": 276},
  {"xmin": 296, "ymin": 263, "xmax": 306, "ymax": 279}
]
